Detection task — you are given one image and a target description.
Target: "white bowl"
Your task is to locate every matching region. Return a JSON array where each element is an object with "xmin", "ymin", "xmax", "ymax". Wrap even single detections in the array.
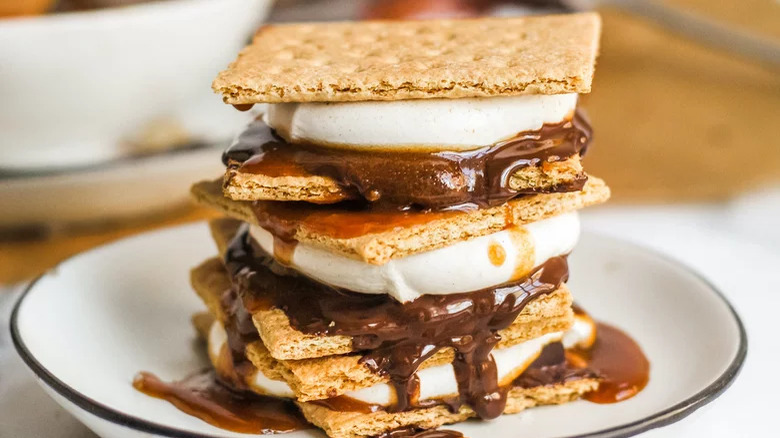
[
  {"xmin": 0, "ymin": 0, "xmax": 272, "ymax": 171},
  {"xmin": 10, "ymin": 225, "xmax": 746, "ymax": 438}
]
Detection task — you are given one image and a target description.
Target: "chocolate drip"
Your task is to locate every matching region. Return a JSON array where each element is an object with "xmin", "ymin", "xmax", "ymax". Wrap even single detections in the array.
[
  {"xmin": 310, "ymin": 395, "xmax": 383, "ymax": 414},
  {"xmin": 224, "ymin": 227, "xmax": 569, "ymax": 418},
  {"xmin": 513, "ymin": 342, "xmax": 597, "ymax": 388},
  {"xmin": 451, "ymin": 332, "xmax": 503, "ymax": 418},
  {"xmin": 219, "ymin": 282, "xmax": 260, "ymax": 389},
  {"xmin": 374, "ymin": 427, "xmax": 464, "ymax": 438},
  {"xmin": 132, "ymin": 370, "xmax": 309, "ymax": 434},
  {"xmin": 232, "ymin": 103, "xmax": 254, "ymax": 112},
  {"xmin": 222, "ymin": 111, "xmax": 591, "ymax": 210}
]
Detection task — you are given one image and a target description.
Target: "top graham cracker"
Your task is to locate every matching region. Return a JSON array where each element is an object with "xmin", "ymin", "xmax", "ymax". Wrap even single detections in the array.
[{"xmin": 213, "ymin": 13, "xmax": 601, "ymax": 104}]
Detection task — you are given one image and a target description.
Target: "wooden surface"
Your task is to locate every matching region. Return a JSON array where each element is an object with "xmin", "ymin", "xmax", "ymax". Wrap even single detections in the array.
[
  {"xmin": 1, "ymin": 1, "xmax": 779, "ymax": 285},
  {"xmin": 584, "ymin": 4, "xmax": 780, "ymax": 202}
]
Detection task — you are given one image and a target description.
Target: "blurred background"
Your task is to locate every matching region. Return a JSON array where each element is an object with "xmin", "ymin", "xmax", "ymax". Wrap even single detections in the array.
[{"xmin": 0, "ymin": 0, "xmax": 778, "ymax": 285}]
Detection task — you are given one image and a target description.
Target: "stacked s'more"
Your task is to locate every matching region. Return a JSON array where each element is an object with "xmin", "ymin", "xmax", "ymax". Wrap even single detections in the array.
[{"xmin": 190, "ymin": 13, "xmax": 611, "ymax": 438}]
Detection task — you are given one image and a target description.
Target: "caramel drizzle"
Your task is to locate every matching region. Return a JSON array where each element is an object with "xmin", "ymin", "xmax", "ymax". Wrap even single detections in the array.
[{"xmin": 224, "ymin": 227, "xmax": 569, "ymax": 419}]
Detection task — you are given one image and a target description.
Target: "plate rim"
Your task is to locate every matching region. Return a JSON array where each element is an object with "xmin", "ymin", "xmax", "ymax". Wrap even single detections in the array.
[
  {"xmin": 0, "ymin": 141, "xmax": 220, "ymax": 181},
  {"xmin": 10, "ymin": 227, "xmax": 748, "ymax": 438}
]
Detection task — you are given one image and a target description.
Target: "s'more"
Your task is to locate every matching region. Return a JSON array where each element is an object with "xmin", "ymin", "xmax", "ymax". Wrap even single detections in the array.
[{"xmin": 136, "ymin": 12, "xmax": 650, "ymax": 438}]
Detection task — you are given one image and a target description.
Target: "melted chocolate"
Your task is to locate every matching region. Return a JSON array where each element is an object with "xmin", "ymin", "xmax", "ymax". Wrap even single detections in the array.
[
  {"xmin": 514, "ymin": 322, "xmax": 649, "ymax": 405},
  {"xmin": 219, "ymin": 282, "xmax": 262, "ymax": 389},
  {"xmin": 224, "ymin": 227, "xmax": 569, "ymax": 419},
  {"xmin": 309, "ymin": 323, "xmax": 649, "ymax": 414},
  {"xmin": 374, "ymin": 427, "xmax": 464, "ymax": 438},
  {"xmin": 134, "ymin": 294, "xmax": 647, "ymax": 435},
  {"xmin": 313, "ymin": 341, "xmax": 596, "ymax": 415},
  {"xmin": 132, "ymin": 370, "xmax": 309, "ymax": 434},
  {"xmin": 311, "ymin": 395, "xmax": 382, "ymax": 414},
  {"xmin": 513, "ymin": 342, "xmax": 597, "ymax": 388},
  {"xmin": 232, "ymin": 103, "xmax": 255, "ymax": 112},
  {"xmin": 223, "ymin": 111, "xmax": 591, "ymax": 210}
]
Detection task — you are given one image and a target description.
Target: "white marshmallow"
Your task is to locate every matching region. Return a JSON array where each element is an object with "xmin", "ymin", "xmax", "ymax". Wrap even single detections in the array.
[
  {"xmin": 249, "ymin": 212, "xmax": 580, "ymax": 303},
  {"xmin": 265, "ymin": 94, "xmax": 578, "ymax": 150},
  {"xmin": 207, "ymin": 319, "xmax": 227, "ymax": 364},
  {"xmin": 249, "ymin": 370, "xmax": 296, "ymax": 398},
  {"xmin": 562, "ymin": 313, "xmax": 597, "ymax": 350}
]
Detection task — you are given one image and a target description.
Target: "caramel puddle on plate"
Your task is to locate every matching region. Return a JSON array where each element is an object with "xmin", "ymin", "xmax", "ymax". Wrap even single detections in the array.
[
  {"xmin": 133, "ymin": 369, "xmax": 310, "ymax": 434},
  {"xmin": 570, "ymin": 322, "xmax": 650, "ymax": 403}
]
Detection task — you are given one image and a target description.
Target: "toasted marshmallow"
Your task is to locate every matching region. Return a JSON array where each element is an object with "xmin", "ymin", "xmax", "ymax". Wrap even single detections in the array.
[
  {"xmin": 249, "ymin": 212, "xmax": 579, "ymax": 303},
  {"xmin": 265, "ymin": 94, "xmax": 577, "ymax": 150}
]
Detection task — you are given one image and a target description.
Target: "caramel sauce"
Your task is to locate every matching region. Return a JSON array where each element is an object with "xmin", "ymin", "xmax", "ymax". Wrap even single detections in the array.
[
  {"xmin": 272, "ymin": 235, "xmax": 297, "ymax": 266},
  {"xmin": 487, "ymin": 242, "xmax": 506, "ymax": 266},
  {"xmin": 132, "ymin": 370, "xmax": 309, "ymax": 434},
  {"xmin": 508, "ymin": 226, "xmax": 534, "ymax": 281},
  {"xmin": 223, "ymin": 111, "xmax": 591, "ymax": 210},
  {"xmin": 572, "ymin": 323, "xmax": 650, "ymax": 403},
  {"xmin": 224, "ymin": 227, "xmax": 570, "ymax": 419},
  {"xmin": 251, "ymin": 199, "xmax": 463, "ymax": 241}
]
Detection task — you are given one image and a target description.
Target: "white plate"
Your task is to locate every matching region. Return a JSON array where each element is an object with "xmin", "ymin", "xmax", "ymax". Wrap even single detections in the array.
[
  {"xmin": 10, "ymin": 223, "xmax": 746, "ymax": 438},
  {"xmin": 0, "ymin": 146, "xmax": 225, "ymax": 228}
]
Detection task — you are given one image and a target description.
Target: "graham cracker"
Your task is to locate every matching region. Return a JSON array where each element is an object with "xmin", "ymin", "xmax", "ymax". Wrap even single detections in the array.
[
  {"xmin": 207, "ymin": 217, "xmax": 243, "ymax": 257},
  {"xmin": 298, "ymin": 378, "xmax": 599, "ymax": 438},
  {"xmin": 190, "ymin": 176, "xmax": 610, "ymax": 265},
  {"xmin": 190, "ymin": 257, "xmax": 230, "ymax": 323},
  {"xmin": 190, "ymin": 258, "xmax": 573, "ymax": 364},
  {"xmin": 191, "ymin": 311, "xmax": 214, "ymax": 341},
  {"xmin": 223, "ymin": 156, "xmax": 585, "ymax": 203},
  {"xmin": 213, "ymin": 13, "xmax": 601, "ymax": 104}
]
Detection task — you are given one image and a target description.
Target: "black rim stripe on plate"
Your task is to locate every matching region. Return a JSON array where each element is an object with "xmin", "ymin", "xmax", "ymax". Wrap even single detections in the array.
[{"xmin": 10, "ymin": 232, "xmax": 748, "ymax": 438}]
